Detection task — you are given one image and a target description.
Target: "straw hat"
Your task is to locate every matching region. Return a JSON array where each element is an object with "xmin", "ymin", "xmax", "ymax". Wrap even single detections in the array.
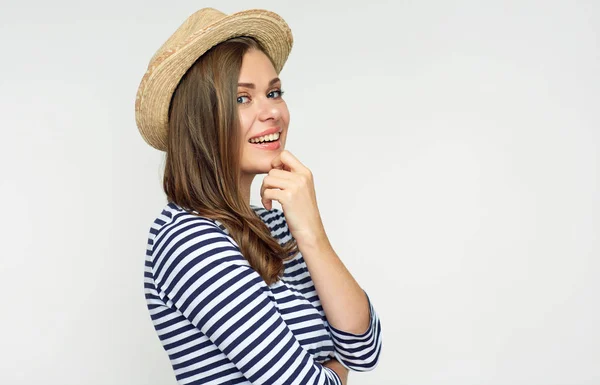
[{"xmin": 134, "ymin": 8, "xmax": 294, "ymax": 151}]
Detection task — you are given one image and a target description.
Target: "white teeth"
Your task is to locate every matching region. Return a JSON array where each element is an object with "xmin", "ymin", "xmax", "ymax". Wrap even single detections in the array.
[{"xmin": 250, "ymin": 132, "xmax": 280, "ymax": 143}]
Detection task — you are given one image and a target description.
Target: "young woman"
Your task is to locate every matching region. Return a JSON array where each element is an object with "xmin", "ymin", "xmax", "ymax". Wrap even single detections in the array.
[{"xmin": 135, "ymin": 8, "xmax": 382, "ymax": 385}]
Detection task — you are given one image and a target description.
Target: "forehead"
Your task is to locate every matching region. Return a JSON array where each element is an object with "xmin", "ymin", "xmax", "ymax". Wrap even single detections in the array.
[{"xmin": 238, "ymin": 49, "xmax": 278, "ymax": 84}]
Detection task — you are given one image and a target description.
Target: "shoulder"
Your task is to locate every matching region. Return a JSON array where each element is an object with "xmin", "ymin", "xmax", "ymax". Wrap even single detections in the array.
[
  {"xmin": 149, "ymin": 204, "xmax": 253, "ymax": 283},
  {"xmin": 149, "ymin": 202, "xmax": 233, "ymax": 255}
]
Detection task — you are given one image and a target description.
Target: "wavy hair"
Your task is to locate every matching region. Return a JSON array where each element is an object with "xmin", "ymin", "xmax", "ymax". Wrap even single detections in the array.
[{"xmin": 163, "ymin": 36, "xmax": 298, "ymax": 285}]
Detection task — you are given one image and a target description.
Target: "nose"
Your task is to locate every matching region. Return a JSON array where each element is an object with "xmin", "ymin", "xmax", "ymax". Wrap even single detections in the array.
[{"xmin": 257, "ymin": 96, "xmax": 282, "ymax": 122}]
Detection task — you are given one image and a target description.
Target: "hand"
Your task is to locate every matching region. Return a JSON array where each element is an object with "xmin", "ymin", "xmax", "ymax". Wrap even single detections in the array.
[
  {"xmin": 322, "ymin": 358, "xmax": 349, "ymax": 385},
  {"xmin": 260, "ymin": 150, "xmax": 326, "ymax": 248}
]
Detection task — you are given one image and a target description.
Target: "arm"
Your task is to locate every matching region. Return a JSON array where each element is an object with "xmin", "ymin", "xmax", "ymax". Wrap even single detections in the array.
[
  {"xmin": 258, "ymin": 151, "xmax": 382, "ymax": 371},
  {"xmin": 152, "ymin": 219, "xmax": 342, "ymax": 385},
  {"xmin": 298, "ymin": 233, "xmax": 370, "ymax": 334},
  {"xmin": 283, "ymin": 210, "xmax": 382, "ymax": 371},
  {"xmin": 327, "ymin": 291, "xmax": 382, "ymax": 371},
  {"xmin": 322, "ymin": 358, "xmax": 349, "ymax": 385}
]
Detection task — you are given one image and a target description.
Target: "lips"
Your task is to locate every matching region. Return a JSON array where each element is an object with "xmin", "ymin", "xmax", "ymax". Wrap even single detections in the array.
[{"xmin": 250, "ymin": 137, "xmax": 281, "ymax": 150}]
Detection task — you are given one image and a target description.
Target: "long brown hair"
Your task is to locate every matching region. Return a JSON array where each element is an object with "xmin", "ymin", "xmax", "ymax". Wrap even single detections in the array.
[{"xmin": 163, "ymin": 36, "xmax": 298, "ymax": 285}]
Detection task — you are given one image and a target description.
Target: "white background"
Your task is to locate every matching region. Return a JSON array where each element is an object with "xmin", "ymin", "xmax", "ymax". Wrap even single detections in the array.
[{"xmin": 1, "ymin": 0, "xmax": 598, "ymax": 384}]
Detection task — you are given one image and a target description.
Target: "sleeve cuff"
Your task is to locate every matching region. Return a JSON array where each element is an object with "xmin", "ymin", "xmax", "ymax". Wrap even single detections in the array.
[{"xmin": 328, "ymin": 289, "xmax": 376, "ymax": 340}]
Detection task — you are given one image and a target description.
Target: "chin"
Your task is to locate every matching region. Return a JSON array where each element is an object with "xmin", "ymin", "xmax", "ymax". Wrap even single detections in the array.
[
  {"xmin": 256, "ymin": 162, "xmax": 274, "ymax": 174},
  {"xmin": 240, "ymin": 162, "xmax": 272, "ymax": 175},
  {"xmin": 241, "ymin": 144, "xmax": 285, "ymax": 172}
]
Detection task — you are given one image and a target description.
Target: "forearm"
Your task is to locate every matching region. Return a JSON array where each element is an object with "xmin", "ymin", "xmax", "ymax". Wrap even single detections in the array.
[
  {"xmin": 298, "ymin": 233, "xmax": 370, "ymax": 335},
  {"xmin": 322, "ymin": 358, "xmax": 349, "ymax": 385}
]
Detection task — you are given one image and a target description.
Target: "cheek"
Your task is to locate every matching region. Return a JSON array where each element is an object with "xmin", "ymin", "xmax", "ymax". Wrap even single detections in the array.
[
  {"xmin": 281, "ymin": 102, "xmax": 290, "ymax": 120},
  {"xmin": 238, "ymin": 111, "xmax": 252, "ymax": 137}
]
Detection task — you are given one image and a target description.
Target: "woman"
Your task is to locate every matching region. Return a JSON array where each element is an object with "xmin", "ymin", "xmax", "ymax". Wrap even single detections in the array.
[{"xmin": 135, "ymin": 8, "xmax": 382, "ymax": 385}]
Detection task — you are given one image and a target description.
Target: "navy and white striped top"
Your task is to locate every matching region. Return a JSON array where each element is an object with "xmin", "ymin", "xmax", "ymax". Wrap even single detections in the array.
[{"xmin": 144, "ymin": 202, "xmax": 383, "ymax": 384}]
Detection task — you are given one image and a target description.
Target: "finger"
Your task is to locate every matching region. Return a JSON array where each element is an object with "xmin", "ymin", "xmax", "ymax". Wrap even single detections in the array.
[
  {"xmin": 260, "ymin": 175, "xmax": 293, "ymax": 209},
  {"xmin": 270, "ymin": 153, "xmax": 284, "ymax": 170},
  {"xmin": 280, "ymin": 150, "xmax": 310, "ymax": 175},
  {"xmin": 262, "ymin": 188, "xmax": 285, "ymax": 210},
  {"xmin": 260, "ymin": 175, "xmax": 292, "ymax": 199},
  {"xmin": 267, "ymin": 167, "xmax": 295, "ymax": 180}
]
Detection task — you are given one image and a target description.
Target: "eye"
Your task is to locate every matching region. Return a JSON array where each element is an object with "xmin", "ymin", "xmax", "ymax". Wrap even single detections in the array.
[
  {"xmin": 237, "ymin": 89, "xmax": 285, "ymax": 105},
  {"xmin": 237, "ymin": 95, "xmax": 250, "ymax": 104},
  {"xmin": 268, "ymin": 89, "xmax": 285, "ymax": 98}
]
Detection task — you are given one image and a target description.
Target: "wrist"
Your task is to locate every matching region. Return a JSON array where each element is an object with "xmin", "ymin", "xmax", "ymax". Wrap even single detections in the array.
[{"xmin": 297, "ymin": 229, "xmax": 330, "ymax": 254}]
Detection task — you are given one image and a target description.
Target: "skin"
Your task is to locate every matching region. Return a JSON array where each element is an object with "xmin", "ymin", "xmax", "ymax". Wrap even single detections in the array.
[
  {"xmin": 237, "ymin": 48, "xmax": 290, "ymax": 205},
  {"xmin": 236, "ymin": 49, "xmax": 373, "ymax": 384}
]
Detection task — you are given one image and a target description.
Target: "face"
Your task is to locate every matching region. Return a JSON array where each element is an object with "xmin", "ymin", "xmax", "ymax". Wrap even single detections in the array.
[{"xmin": 237, "ymin": 49, "xmax": 289, "ymax": 176}]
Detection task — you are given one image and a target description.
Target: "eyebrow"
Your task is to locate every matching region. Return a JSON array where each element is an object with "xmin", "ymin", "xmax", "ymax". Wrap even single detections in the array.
[{"xmin": 237, "ymin": 77, "xmax": 281, "ymax": 89}]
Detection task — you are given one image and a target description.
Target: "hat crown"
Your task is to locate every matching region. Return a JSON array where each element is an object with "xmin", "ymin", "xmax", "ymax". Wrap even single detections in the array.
[{"xmin": 151, "ymin": 8, "xmax": 227, "ymax": 64}]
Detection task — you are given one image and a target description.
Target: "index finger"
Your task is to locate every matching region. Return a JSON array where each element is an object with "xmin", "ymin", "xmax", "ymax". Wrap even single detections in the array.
[
  {"xmin": 279, "ymin": 150, "xmax": 308, "ymax": 174},
  {"xmin": 270, "ymin": 153, "xmax": 285, "ymax": 170}
]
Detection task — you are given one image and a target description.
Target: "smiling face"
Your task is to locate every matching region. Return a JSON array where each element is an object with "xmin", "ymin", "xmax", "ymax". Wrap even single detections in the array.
[{"xmin": 237, "ymin": 49, "xmax": 289, "ymax": 176}]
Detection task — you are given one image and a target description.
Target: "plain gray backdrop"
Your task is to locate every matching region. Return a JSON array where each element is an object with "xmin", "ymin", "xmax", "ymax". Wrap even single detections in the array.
[{"xmin": 1, "ymin": 0, "xmax": 598, "ymax": 384}]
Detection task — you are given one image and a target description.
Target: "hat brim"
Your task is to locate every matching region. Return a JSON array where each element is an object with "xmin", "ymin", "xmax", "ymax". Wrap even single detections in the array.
[{"xmin": 135, "ymin": 9, "xmax": 293, "ymax": 151}]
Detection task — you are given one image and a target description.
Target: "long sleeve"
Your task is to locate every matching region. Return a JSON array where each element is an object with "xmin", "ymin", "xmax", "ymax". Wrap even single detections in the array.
[
  {"xmin": 151, "ymin": 218, "xmax": 342, "ymax": 385},
  {"xmin": 327, "ymin": 290, "xmax": 383, "ymax": 371}
]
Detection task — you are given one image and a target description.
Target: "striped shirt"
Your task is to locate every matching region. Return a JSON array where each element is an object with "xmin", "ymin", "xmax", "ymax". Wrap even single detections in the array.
[{"xmin": 144, "ymin": 202, "xmax": 383, "ymax": 384}]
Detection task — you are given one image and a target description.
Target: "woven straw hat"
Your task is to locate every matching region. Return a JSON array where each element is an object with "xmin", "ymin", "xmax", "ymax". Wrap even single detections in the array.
[{"xmin": 134, "ymin": 8, "xmax": 294, "ymax": 151}]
